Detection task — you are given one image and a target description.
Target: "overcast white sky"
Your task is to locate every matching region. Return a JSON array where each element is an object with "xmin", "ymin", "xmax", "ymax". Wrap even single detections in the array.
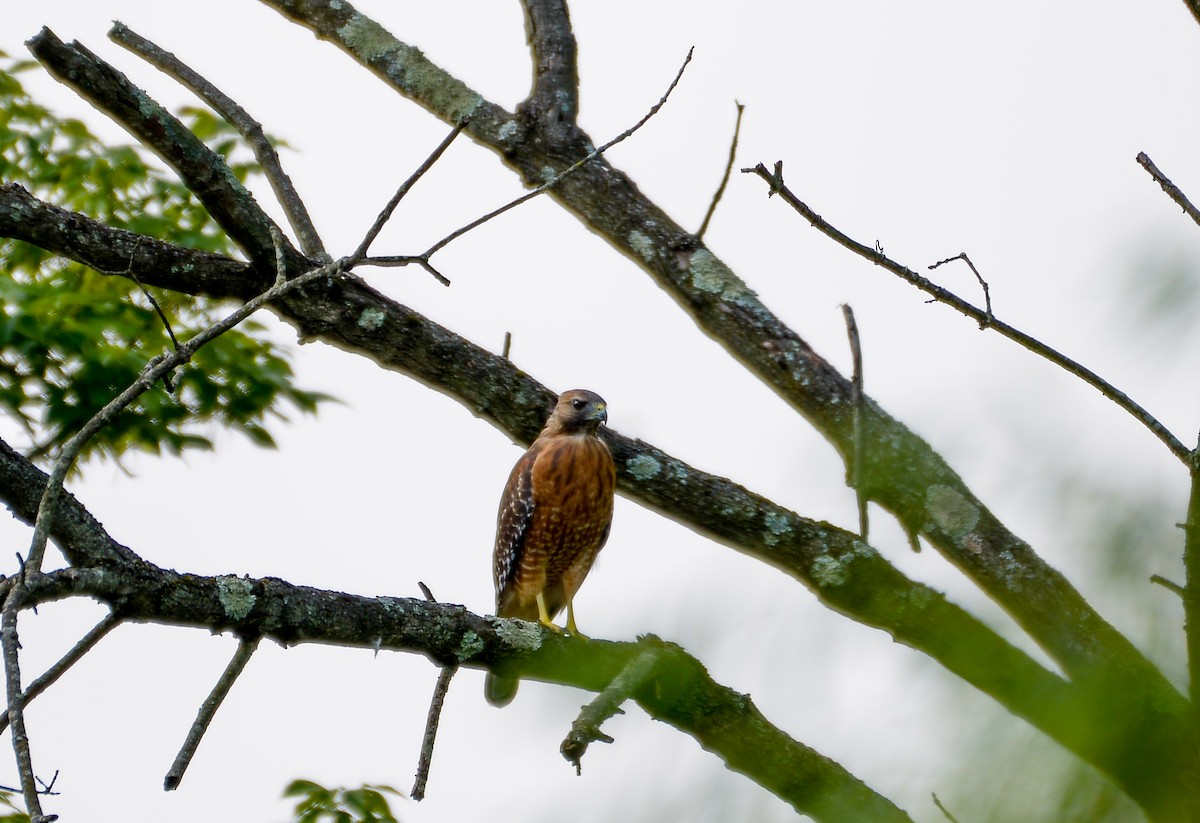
[{"xmin": 4, "ymin": 1, "xmax": 1200, "ymax": 821}]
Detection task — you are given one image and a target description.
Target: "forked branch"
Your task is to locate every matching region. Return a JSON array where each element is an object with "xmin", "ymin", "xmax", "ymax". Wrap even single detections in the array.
[
  {"xmin": 108, "ymin": 22, "xmax": 328, "ymax": 261},
  {"xmin": 561, "ymin": 647, "xmax": 662, "ymax": 775},
  {"xmin": 742, "ymin": 160, "xmax": 1193, "ymax": 468}
]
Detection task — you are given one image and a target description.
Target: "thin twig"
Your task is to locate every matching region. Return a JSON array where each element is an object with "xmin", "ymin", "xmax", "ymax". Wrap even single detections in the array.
[
  {"xmin": 929, "ymin": 253, "xmax": 992, "ymax": 328},
  {"xmin": 841, "ymin": 304, "xmax": 869, "ymax": 541},
  {"xmin": 164, "ymin": 636, "xmax": 260, "ymax": 791},
  {"xmin": 0, "ymin": 770, "xmax": 58, "ymax": 797},
  {"xmin": 1136, "ymin": 152, "xmax": 1200, "ymax": 229},
  {"xmin": 1, "ymin": 588, "xmax": 42, "ymax": 821},
  {"xmin": 7, "ymin": 110, "xmax": 464, "ymax": 815},
  {"xmin": 109, "ymin": 22, "xmax": 329, "ymax": 261},
  {"xmin": 411, "ymin": 664, "xmax": 457, "ymax": 801},
  {"xmin": 357, "ymin": 255, "xmax": 451, "ymax": 286},
  {"xmin": 698, "ymin": 101, "xmax": 744, "ymax": 239},
  {"xmin": 115, "ymin": 237, "xmax": 180, "ymax": 350},
  {"xmin": 25, "ymin": 254, "xmax": 347, "ymax": 577},
  {"xmin": 10, "ymin": 246, "xmax": 343, "ymax": 811},
  {"xmin": 561, "ymin": 648, "xmax": 661, "ymax": 775},
  {"xmin": 35, "ymin": 771, "xmax": 58, "ymax": 796},
  {"xmin": 0, "ymin": 612, "xmax": 121, "ymax": 735},
  {"xmin": 270, "ymin": 227, "xmax": 287, "ymax": 288},
  {"xmin": 92, "ymin": 236, "xmax": 179, "ymax": 391},
  {"xmin": 129, "ymin": 270, "xmax": 180, "ymax": 351},
  {"xmin": 352, "ymin": 120, "xmax": 470, "ymax": 262},
  {"xmin": 411, "ymin": 577, "xmax": 451, "ymax": 801},
  {"xmin": 1151, "ymin": 574, "xmax": 1185, "ymax": 597},
  {"xmin": 418, "ymin": 47, "xmax": 694, "ymax": 261},
  {"xmin": 742, "ymin": 161, "xmax": 1194, "ymax": 469},
  {"xmin": 932, "ymin": 792, "xmax": 962, "ymax": 823}
]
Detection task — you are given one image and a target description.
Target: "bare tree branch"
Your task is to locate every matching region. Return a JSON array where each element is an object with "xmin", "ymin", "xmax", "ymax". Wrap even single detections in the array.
[
  {"xmin": 27, "ymin": 28, "xmax": 299, "ymax": 275},
  {"xmin": 9, "ymin": 7, "xmax": 1200, "ymax": 816},
  {"xmin": 698, "ymin": 101, "xmax": 745, "ymax": 239},
  {"xmin": 0, "ymin": 429, "xmax": 141, "ymax": 570},
  {"xmin": 106, "ymin": 22, "xmax": 329, "ymax": 261},
  {"xmin": 0, "ymin": 183, "xmax": 258, "ymax": 300},
  {"xmin": 411, "ymin": 664, "xmax": 456, "ymax": 802},
  {"xmin": 6, "ymin": 243, "xmax": 341, "ymax": 805},
  {"xmin": 353, "ymin": 119, "xmax": 469, "ymax": 262},
  {"xmin": 0, "ymin": 172, "xmax": 1184, "ymax": 814},
  {"xmin": 0, "ymin": 612, "xmax": 121, "ymax": 736},
  {"xmin": 932, "ymin": 792, "xmax": 963, "ymax": 823},
  {"xmin": 841, "ymin": 304, "xmax": 869, "ymax": 540},
  {"xmin": 1177, "ymin": 0, "xmax": 1200, "ymax": 33},
  {"xmin": 742, "ymin": 161, "xmax": 1192, "ymax": 469},
  {"xmin": 1137, "ymin": 151, "xmax": 1200, "ymax": 229},
  {"xmin": 253, "ymin": 5, "xmax": 1189, "ymax": 762},
  {"xmin": 164, "ymin": 637, "xmax": 260, "ymax": 791},
  {"xmin": 1, "ymin": 590, "xmax": 42, "ymax": 821},
  {"xmin": 561, "ymin": 647, "xmax": 660, "ymax": 774},
  {"xmin": 23, "ymin": 252, "xmax": 345, "ymax": 580},
  {"xmin": 929, "ymin": 252, "xmax": 992, "ymax": 328},
  {"xmin": 8, "ymin": 560, "xmax": 909, "ymax": 822},
  {"xmin": 521, "ymin": 0, "xmax": 580, "ymax": 138},
  {"xmin": 416, "ymin": 46, "xmax": 692, "ymax": 262},
  {"xmin": 0, "ymin": 375, "xmax": 1165, "ymax": 816},
  {"xmin": 1152, "ymin": 574, "xmax": 1186, "ymax": 597}
]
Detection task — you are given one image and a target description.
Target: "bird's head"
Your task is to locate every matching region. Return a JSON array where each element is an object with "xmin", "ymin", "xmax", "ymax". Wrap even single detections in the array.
[{"xmin": 544, "ymin": 389, "xmax": 608, "ymax": 436}]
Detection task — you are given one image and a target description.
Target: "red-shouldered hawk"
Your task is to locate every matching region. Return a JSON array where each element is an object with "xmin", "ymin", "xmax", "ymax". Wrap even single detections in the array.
[{"xmin": 485, "ymin": 389, "xmax": 617, "ymax": 707}]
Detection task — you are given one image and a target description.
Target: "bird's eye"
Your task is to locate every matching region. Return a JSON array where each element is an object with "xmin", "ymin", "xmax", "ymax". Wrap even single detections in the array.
[{"xmin": 571, "ymin": 398, "xmax": 587, "ymax": 410}]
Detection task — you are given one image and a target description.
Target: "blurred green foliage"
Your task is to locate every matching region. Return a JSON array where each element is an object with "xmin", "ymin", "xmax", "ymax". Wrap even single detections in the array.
[
  {"xmin": 0, "ymin": 54, "xmax": 329, "ymax": 465},
  {"xmin": 0, "ymin": 790, "xmax": 27, "ymax": 823},
  {"xmin": 284, "ymin": 779, "xmax": 404, "ymax": 823}
]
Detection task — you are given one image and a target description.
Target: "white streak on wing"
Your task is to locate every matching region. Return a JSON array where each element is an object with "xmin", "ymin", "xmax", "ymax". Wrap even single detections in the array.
[{"xmin": 494, "ymin": 464, "xmax": 534, "ymax": 596}]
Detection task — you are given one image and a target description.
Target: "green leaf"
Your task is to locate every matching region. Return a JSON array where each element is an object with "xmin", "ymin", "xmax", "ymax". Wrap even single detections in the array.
[
  {"xmin": 0, "ymin": 56, "xmax": 332, "ymax": 467},
  {"xmin": 0, "ymin": 789, "xmax": 29, "ymax": 823},
  {"xmin": 282, "ymin": 780, "xmax": 404, "ymax": 823}
]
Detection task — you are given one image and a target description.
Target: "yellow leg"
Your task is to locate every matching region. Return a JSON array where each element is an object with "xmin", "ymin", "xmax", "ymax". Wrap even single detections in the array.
[
  {"xmin": 565, "ymin": 600, "xmax": 589, "ymax": 640},
  {"xmin": 536, "ymin": 593, "xmax": 562, "ymax": 632}
]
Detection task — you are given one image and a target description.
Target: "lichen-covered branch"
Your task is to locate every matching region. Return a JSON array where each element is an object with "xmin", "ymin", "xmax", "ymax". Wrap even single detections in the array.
[
  {"xmin": 0, "ymin": 179, "xmax": 1185, "ymax": 811},
  {"xmin": 260, "ymin": 0, "xmax": 515, "ymax": 149},
  {"xmin": 562, "ymin": 647, "xmax": 659, "ymax": 774},
  {"xmin": 12, "ymin": 546, "xmax": 908, "ymax": 821},
  {"xmin": 10, "ymin": 8, "xmax": 1200, "ymax": 815},
  {"xmin": 253, "ymin": 0, "xmax": 1179, "ymax": 722},
  {"xmin": 0, "ymin": 183, "xmax": 258, "ymax": 300},
  {"xmin": 107, "ymin": 22, "xmax": 329, "ymax": 261},
  {"xmin": 0, "ymin": 434, "xmax": 141, "ymax": 570},
  {"xmin": 27, "ymin": 28, "xmax": 295, "ymax": 275},
  {"xmin": 742, "ymin": 162, "xmax": 1190, "ymax": 467},
  {"xmin": 520, "ymin": 0, "xmax": 580, "ymax": 139}
]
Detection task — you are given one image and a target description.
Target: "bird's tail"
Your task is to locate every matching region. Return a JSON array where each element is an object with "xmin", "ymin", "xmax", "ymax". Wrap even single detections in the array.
[{"xmin": 484, "ymin": 672, "xmax": 519, "ymax": 707}]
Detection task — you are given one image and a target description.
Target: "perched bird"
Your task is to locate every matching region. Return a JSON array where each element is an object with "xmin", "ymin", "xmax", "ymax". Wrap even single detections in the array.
[{"xmin": 485, "ymin": 389, "xmax": 617, "ymax": 707}]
